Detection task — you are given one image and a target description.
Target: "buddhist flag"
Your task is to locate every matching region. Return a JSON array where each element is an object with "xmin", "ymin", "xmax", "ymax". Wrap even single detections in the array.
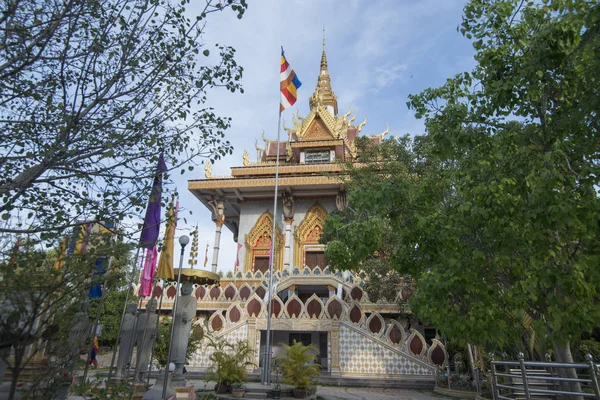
[
  {"xmin": 155, "ymin": 199, "xmax": 178, "ymax": 281},
  {"xmin": 53, "ymin": 237, "xmax": 67, "ymax": 270},
  {"xmin": 89, "ymin": 257, "xmax": 108, "ymax": 298},
  {"xmin": 67, "ymin": 224, "xmax": 92, "ymax": 254},
  {"xmin": 139, "ymin": 154, "xmax": 168, "ymax": 249},
  {"xmin": 203, "ymin": 243, "xmax": 209, "ymax": 268},
  {"xmin": 88, "ymin": 221, "xmax": 117, "ymax": 298},
  {"xmin": 280, "ymin": 47, "xmax": 302, "ymax": 113}
]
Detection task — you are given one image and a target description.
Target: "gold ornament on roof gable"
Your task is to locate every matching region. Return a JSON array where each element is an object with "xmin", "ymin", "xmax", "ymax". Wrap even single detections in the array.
[
  {"xmin": 204, "ymin": 160, "xmax": 212, "ymax": 179},
  {"xmin": 254, "ymin": 139, "xmax": 264, "ymax": 161},
  {"xmin": 348, "ymin": 111, "xmax": 356, "ymax": 125},
  {"xmin": 357, "ymin": 115, "xmax": 367, "ymax": 133},
  {"xmin": 286, "ymin": 142, "xmax": 293, "ymax": 162},
  {"xmin": 243, "ymin": 149, "xmax": 250, "ymax": 166},
  {"xmin": 341, "ymin": 106, "xmax": 352, "ymax": 120},
  {"xmin": 371, "ymin": 122, "xmax": 390, "ymax": 141},
  {"xmin": 262, "ymin": 130, "xmax": 274, "ymax": 147},
  {"xmin": 282, "ymin": 118, "xmax": 295, "ymax": 136}
]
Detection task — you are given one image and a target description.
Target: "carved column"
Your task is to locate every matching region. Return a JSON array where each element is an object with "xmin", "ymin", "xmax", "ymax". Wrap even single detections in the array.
[
  {"xmin": 247, "ymin": 318, "xmax": 260, "ymax": 370},
  {"xmin": 288, "ymin": 284, "xmax": 296, "ymax": 299},
  {"xmin": 330, "ymin": 321, "xmax": 341, "ymax": 374},
  {"xmin": 283, "ymin": 218, "xmax": 293, "ymax": 269},
  {"xmin": 211, "ymin": 216, "xmax": 224, "ymax": 273},
  {"xmin": 327, "ymin": 285, "xmax": 336, "ymax": 298},
  {"xmin": 282, "ymin": 189, "xmax": 295, "ymax": 270},
  {"xmin": 209, "ymin": 199, "xmax": 225, "ymax": 273}
]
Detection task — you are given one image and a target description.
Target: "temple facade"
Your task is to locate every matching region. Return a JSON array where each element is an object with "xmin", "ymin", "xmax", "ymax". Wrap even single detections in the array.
[{"xmin": 146, "ymin": 44, "xmax": 448, "ymax": 382}]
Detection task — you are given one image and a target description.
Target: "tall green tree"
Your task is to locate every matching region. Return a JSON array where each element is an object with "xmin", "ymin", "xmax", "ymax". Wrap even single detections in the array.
[
  {"xmin": 0, "ymin": 235, "xmax": 132, "ymax": 400},
  {"xmin": 324, "ymin": 0, "xmax": 600, "ymax": 371},
  {"xmin": 0, "ymin": 0, "xmax": 247, "ymax": 237}
]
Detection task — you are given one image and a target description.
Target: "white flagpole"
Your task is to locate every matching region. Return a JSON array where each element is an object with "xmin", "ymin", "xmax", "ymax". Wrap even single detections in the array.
[{"xmin": 261, "ymin": 105, "xmax": 283, "ymax": 386}]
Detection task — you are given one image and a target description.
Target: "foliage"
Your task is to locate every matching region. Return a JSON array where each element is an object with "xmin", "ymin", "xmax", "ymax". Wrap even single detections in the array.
[
  {"xmin": 0, "ymin": 236, "xmax": 131, "ymax": 399},
  {"xmin": 152, "ymin": 319, "xmax": 202, "ymax": 368},
  {"xmin": 92, "ymin": 379, "xmax": 134, "ymax": 400},
  {"xmin": 0, "ymin": 0, "xmax": 248, "ymax": 237},
  {"xmin": 579, "ymin": 340, "xmax": 600, "ymax": 362},
  {"xmin": 69, "ymin": 380, "xmax": 96, "ymax": 396},
  {"xmin": 67, "ymin": 379, "xmax": 134, "ymax": 400},
  {"xmin": 86, "ymin": 253, "xmax": 132, "ymax": 347},
  {"xmin": 271, "ymin": 358, "xmax": 283, "ymax": 389},
  {"xmin": 205, "ymin": 337, "xmax": 256, "ymax": 387},
  {"xmin": 277, "ymin": 340, "xmax": 320, "ymax": 390},
  {"xmin": 20, "ymin": 355, "xmax": 72, "ymax": 400},
  {"xmin": 324, "ymin": 0, "xmax": 600, "ymax": 357},
  {"xmin": 360, "ymin": 261, "xmax": 403, "ymax": 304}
]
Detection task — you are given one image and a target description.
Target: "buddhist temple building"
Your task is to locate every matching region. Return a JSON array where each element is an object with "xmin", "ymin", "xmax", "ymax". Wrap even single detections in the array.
[{"xmin": 139, "ymin": 43, "xmax": 447, "ymax": 384}]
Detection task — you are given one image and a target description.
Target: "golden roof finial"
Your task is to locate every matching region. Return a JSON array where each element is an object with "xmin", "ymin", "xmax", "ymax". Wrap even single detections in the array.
[{"xmin": 309, "ymin": 27, "xmax": 338, "ymax": 115}]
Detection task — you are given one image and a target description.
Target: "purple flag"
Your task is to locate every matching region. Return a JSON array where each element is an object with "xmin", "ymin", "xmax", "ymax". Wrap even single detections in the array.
[{"xmin": 139, "ymin": 154, "xmax": 167, "ymax": 248}]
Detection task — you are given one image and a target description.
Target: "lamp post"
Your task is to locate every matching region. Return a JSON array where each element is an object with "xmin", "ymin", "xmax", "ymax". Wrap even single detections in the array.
[{"xmin": 161, "ymin": 235, "xmax": 189, "ymax": 400}]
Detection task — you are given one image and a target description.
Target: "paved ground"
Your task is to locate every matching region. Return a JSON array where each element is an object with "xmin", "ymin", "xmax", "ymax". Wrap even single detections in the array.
[
  {"xmin": 311, "ymin": 386, "xmax": 447, "ymax": 400},
  {"xmin": 188, "ymin": 379, "xmax": 449, "ymax": 400}
]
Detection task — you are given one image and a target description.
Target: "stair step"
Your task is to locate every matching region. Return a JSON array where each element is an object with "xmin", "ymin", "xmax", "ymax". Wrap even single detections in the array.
[{"xmin": 244, "ymin": 393, "xmax": 268, "ymax": 399}]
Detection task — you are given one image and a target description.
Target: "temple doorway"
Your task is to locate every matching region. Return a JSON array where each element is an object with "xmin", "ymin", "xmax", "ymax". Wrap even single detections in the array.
[{"xmin": 259, "ymin": 330, "xmax": 328, "ymax": 372}]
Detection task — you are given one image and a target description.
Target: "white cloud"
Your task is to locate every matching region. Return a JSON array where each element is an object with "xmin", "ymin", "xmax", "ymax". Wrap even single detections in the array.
[{"xmin": 373, "ymin": 63, "xmax": 408, "ymax": 90}]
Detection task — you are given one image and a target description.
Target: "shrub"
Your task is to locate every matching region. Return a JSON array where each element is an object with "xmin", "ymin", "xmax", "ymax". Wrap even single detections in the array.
[
  {"xmin": 278, "ymin": 340, "xmax": 321, "ymax": 390},
  {"xmin": 206, "ymin": 338, "xmax": 256, "ymax": 387}
]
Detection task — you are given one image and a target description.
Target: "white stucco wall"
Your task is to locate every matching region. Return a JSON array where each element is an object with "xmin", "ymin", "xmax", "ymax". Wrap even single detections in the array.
[{"xmin": 237, "ymin": 197, "xmax": 337, "ymax": 270}]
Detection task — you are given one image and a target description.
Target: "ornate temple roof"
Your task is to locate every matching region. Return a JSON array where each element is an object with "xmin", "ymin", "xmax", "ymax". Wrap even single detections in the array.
[{"xmin": 188, "ymin": 42, "xmax": 389, "ymax": 232}]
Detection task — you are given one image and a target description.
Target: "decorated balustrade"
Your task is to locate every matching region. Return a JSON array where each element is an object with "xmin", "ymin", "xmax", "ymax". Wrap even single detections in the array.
[
  {"xmin": 187, "ymin": 287, "xmax": 446, "ymax": 378},
  {"xmin": 134, "ymin": 266, "xmax": 415, "ymax": 310}
]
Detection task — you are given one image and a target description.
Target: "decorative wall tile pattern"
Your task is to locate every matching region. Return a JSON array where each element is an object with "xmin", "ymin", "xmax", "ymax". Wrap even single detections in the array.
[
  {"xmin": 189, "ymin": 323, "xmax": 248, "ymax": 369},
  {"xmin": 338, "ymin": 325, "xmax": 433, "ymax": 376}
]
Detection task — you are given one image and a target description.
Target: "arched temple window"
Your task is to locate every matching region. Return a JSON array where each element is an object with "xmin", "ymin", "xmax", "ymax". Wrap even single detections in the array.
[
  {"xmin": 244, "ymin": 211, "xmax": 284, "ymax": 272},
  {"xmin": 294, "ymin": 203, "xmax": 328, "ymax": 269}
]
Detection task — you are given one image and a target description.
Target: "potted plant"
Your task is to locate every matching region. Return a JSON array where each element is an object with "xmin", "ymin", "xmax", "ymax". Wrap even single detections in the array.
[
  {"xmin": 231, "ymin": 382, "xmax": 246, "ymax": 398},
  {"xmin": 271, "ymin": 359, "xmax": 283, "ymax": 399},
  {"xmin": 206, "ymin": 337, "xmax": 255, "ymax": 395},
  {"xmin": 278, "ymin": 340, "xmax": 321, "ymax": 399}
]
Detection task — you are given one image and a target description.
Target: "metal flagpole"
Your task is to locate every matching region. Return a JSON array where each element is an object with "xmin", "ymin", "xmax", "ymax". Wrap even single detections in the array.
[
  {"xmin": 146, "ymin": 279, "xmax": 165, "ymax": 386},
  {"xmin": 128, "ymin": 250, "xmax": 148, "ymax": 378},
  {"xmin": 261, "ymin": 110, "xmax": 283, "ymax": 385},
  {"xmin": 108, "ymin": 245, "xmax": 142, "ymax": 380},
  {"xmin": 162, "ymin": 235, "xmax": 189, "ymax": 400},
  {"xmin": 82, "ymin": 257, "xmax": 113, "ymax": 382},
  {"xmin": 135, "ymin": 274, "xmax": 159, "ymax": 382}
]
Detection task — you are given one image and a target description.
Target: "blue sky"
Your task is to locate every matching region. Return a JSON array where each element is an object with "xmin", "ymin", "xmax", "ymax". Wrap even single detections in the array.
[{"xmin": 170, "ymin": 0, "xmax": 476, "ymax": 271}]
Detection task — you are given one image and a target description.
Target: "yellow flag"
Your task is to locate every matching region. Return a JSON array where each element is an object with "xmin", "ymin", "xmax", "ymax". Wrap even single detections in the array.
[
  {"xmin": 155, "ymin": 198, "xmax": 177, "ymax": 280},
  {"xmin": 53, "ymin": 237, "xmax": 67, "ymax": 270}
]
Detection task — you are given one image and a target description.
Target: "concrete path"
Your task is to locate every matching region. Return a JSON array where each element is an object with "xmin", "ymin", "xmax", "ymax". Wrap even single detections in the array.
[
  {"xmin": 316, "ymin": 386, "xmax": 449, "ymax": 400},
  {"xmin": 188, "ymin": 379, "xmax": 450, "ymax": 400}
]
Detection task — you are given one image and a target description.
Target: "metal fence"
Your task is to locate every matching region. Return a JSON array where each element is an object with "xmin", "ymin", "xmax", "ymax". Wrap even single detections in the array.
[{"xmin": 490, "ymin": 352, "xmax": 600, "ymax": 400}]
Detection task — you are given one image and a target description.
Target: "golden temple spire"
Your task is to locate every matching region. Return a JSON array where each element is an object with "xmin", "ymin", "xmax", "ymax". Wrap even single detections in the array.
[
  {"xmin": 309, "ymin": 26, "xmax": 338, "ymax": 115},
  {"xmin": 321, "ymin": 26, "xmax": 327, "ymax": 70}
]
